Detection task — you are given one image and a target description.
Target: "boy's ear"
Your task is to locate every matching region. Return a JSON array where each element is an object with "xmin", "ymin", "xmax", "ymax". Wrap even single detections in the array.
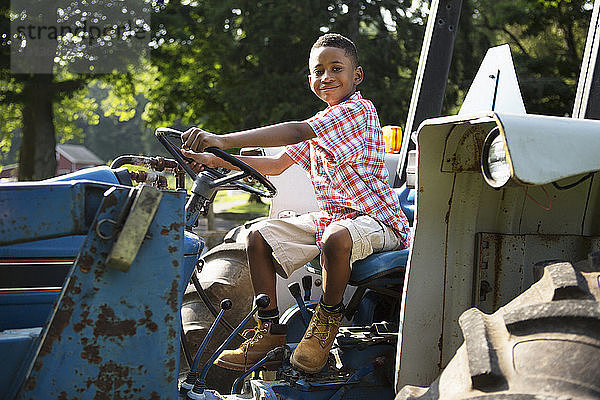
[{"xmin": 354, "ymin": 66, "xmax": 364, "ymax": 85}]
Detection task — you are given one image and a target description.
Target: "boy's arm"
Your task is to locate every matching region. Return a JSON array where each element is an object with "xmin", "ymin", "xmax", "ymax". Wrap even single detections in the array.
[
  {"xmin": 182, "ymin": 149, "xmax": 295, "ymax": 176},
  {"xmin": 182, "ymin": 121, "xmax": 315, "ymax": 152}
]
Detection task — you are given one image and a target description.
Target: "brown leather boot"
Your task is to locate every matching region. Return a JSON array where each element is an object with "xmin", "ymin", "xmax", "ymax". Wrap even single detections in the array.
[
  {"xmin": 213, "ymin": 320, "xmax": 286, "ymax": 371},
  {"xmin": 290, "ymin": 304, "xmax": 343, "ymax": 373}
]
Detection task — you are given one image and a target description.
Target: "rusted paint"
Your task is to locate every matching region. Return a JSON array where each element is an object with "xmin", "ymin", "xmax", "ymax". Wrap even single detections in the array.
[
  {"xmin": 81, "ymin": 343, "xmax": 102, "ymax": 364},
  {"xmin": 91, "ymin": 361, "xmax": 135, "ymax": 397},
  {"xmin": 38, "ymin": 291, "xmax": 75, "ymax": 357},
  {"xmin": 98, "ymin": 190, "xmax": 119, "ymax": 212},
  {"xmin": 93, "ymin": 261, "xmax": 108, "ymax": 281},
  {"xmin": 32, "ymin": 358, "xmax": 43, "ymax": 371},
  {"xmin": 165, "ymin": 279, "xmax": 179, "ymax": 313},
  {"xmin": 73, "ymin": 310, "xmax": 92, "ymax": 333},
  {"xmin": 166, "ymin": 357, "xmax": 176, "ymax": 374},
  {"xmin": 443, "ymin": 125, "xmax": 485, "ymax": 173},
  {"xmin": 150, "ymin": 391, "xmax": 161, "ymax": 400},
  {"xmin": 23, "ymin": 376, "xmax": 37, "ymax": 391},
  {"xmin": 79, "ymin": 254, "xmax": 93, "ymax": 273},
  {"xmin": 168, "ymin": 327, "xmax": 176, "ymax": 339},
  {"xmin": 493, "ymin": 234, "xmax": 503, "ymax": 310},
  {"xmin": 172, "ymin": 260, "xmax": 179, "ymax": 267},
  {"xmin": 169, "ymin": 222, "xmax": 183, "ymax": 231},
  {"xmin": 162, "ymin": 222, "xmax": 183, "ymax": 236},
  {"xmin": 94, "ymin": 305, "xmax": 137, "ymax": 337},
  {"xmin": 138, "ymin": 307, "xmax": 158, "ymax": 332},
  {"xmin": 168, "ymin": 245, "xmax": 178, "ymax": 253}
]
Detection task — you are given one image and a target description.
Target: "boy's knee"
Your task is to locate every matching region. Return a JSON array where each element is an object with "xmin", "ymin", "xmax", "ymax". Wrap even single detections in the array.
[
  {"xmin": 246, "ymin": 228, "xmax": 267, "ymax": 251},
  {"xmin": 321, "ymin": 226, "xmax": 352, "ymax": 259}
]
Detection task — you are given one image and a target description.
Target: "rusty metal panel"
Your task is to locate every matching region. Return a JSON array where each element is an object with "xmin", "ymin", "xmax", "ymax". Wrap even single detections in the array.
[
  {"xmin": 474, "ymin": 233, "xmax": 600, "ymax": 313},
  {"xmin": 0, "ymin": 183, "xmax": 93, "ymax": 245},
  {"xmin": 106, "ymin": 185, "xmax": 164, "ymax": 272},
  {"xmin": 14, "ymin": 186, "xmax": 186, "ymax": 399},
  {"xmin": 441, "ymin": 123, "xmax": 493, "ymax": 173}
]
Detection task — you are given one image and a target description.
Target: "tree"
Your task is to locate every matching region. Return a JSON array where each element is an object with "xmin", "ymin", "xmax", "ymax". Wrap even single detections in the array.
[
  {"xmin": 0, "ymin": 0, "xmax": 150, "ymax": 180},
  {"xmin": 143, "ymin": 0, "xmax": 426, "ymax": 135},
  {"xmin": 446, "ymin": 0, "xmax": 592, "ymax": 116}
]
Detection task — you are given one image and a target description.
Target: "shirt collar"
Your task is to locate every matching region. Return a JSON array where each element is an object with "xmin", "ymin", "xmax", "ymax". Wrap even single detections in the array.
[{"xmin": 324, "ymin": 91, "xmax": 362, "ymax": 111}]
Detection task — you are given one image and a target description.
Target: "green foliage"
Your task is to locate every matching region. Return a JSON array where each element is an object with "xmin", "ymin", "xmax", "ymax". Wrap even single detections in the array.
[
  {"xmin": 0, "ymin": 0, "xmax": 596, "ymax": 173},
  {"xmin": 54, "ymin": 91, "xmax": 99, "ymax": 143},
  {"xmin": 447, "ymin": 0, "xmax": 592, "ymax": 116},
  {"xmin": 143, "ymin": 0, "xmax": 423, "ymax": 135},
  {"xmin": 0, "ymin": 102, "xmax": 21, "ymax": 153},
  {"xmin": 82, "ymin": 82, "xmax": 166, "ymax": 163}
]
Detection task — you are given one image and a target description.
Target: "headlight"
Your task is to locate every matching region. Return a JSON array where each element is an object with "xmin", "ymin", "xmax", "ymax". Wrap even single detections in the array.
[{"xmin": 481, "ymin": 127, "xmax": 511, "ymax": 188}]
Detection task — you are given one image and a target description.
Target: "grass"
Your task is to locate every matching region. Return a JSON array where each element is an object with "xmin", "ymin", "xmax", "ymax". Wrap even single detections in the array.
[{"xmin": 214, "ymin": 191, "xmax": 270, "ymax": 215}]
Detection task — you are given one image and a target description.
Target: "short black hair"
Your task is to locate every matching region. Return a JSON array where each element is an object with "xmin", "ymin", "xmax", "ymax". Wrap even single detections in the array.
[{"xmin": 311, "ymin": 33, "xmax": 359, "ymax": 67}]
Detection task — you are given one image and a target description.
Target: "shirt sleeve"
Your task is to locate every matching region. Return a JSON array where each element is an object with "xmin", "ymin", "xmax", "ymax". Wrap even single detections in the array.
[
  {"xmin": 306, "ymin": 101, "xmax": 366, "ymax": 164},
  {"xmin": 285, "ymin": 140, "xmax": 310, "ymax": 171}
]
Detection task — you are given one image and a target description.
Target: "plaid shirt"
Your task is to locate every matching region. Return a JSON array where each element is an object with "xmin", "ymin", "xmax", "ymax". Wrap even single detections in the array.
[{"xmin": 286, "ymin": 92, "xmax": 410, "ymax": 248}]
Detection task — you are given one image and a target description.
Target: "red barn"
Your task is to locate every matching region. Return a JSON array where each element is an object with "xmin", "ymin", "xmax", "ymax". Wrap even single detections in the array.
[
  {"xmin": 0, "ymin": 163, "xmax": 18, "ymax": 181},
  {"xmin": 56, "ymin": 144, "xmax": 103, "ymax": 176},
  {"xmin": 0, "ymin": 144, "xmax": 103, "ymax": 181}
]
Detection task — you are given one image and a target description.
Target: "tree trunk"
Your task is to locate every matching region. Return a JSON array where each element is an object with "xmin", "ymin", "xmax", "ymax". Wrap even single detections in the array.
[
  {"xmin": 18, "ymin": 76, "xmax": 57, "ymax": 181},
  {"xmin": 348, "ymin": 0, "xmax": 360, "ymax": 43}
]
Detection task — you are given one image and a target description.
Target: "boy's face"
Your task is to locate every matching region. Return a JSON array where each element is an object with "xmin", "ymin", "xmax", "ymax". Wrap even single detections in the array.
[{"xmin": 308, "ymin": 46, "xmax": 363, "ymax": 107}]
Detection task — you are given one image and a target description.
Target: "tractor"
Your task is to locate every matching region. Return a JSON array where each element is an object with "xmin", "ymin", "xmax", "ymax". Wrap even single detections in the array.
[{"xmin": 1, "ymin": 1, "xmax": 600, "ymax": 399}]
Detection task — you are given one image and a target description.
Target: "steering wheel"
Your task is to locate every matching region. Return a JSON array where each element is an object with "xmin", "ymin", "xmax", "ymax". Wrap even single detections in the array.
[{"xmin": 154, "ymin": 127, "xmax": 277, "ymax": 198}]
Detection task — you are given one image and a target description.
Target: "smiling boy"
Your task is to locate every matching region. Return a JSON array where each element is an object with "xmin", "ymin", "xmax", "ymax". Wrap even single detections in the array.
[{"xmin": 182, "ymin": 33, "xmax": 410, "ymax": 373}]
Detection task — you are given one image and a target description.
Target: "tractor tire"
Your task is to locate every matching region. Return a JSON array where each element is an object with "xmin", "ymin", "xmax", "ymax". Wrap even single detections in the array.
[
  {"xmin": 397, "ymin": 259, "xmax": 600, "ymax": 400},
  {"xmin": 180, "ymin": 242, "xmax": 254, "ymax": 394}
]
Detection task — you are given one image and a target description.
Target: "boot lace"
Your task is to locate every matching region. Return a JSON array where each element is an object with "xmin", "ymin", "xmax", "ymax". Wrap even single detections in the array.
[
  {"xmin": 305, "ymin": 307, "xmax": 342, "ymax": 348},
  {"xmin": 240, "ymin": 325, "xmax": 268, "ymax": 348}
]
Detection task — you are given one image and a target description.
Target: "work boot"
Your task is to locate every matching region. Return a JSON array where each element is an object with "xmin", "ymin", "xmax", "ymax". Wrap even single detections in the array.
[
  {"xmin": 214, "ymin": 320, "xmax": 286, "ymax": 371},
  {"xmin": 290, "ymin": 304, "xmax": 343, "ymax": 373}
]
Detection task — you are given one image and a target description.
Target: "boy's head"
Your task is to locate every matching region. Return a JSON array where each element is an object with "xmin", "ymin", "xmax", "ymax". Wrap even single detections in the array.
[
  {"xmin": 311, "ymin": 33, "xmax": 359, "ymax": 68},
  {"xmin": 308, "ymin": 33, "xmax": 363, "ymax": 107}
]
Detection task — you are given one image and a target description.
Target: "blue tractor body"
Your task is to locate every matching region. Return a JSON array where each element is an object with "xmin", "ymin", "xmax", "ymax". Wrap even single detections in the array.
[
  {"xmin": 0, "ymin": 157, "xmax": 413, "ymax": 399},
  {"xmin": 0, "ymin": 169, "xmax": 203, "ymax": 399}
]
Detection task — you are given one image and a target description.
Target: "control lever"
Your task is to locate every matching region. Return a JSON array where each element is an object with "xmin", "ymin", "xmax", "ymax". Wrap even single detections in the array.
[
  {"xmin": 179, "ymin": 299, "xmax": 232, "ymax": 396},
  {"xmin": 230, "ymin": 346, "xmax": 286, "ymax": 394},
  {"xmin": 302, "ymin": 275, "xmax": 312, "ymax": 301},
  {"xmin": 187, "ymin": 294, "xmax": 271, "ymax": 399},
  {"xmin": 288, "ymin": 282, "xmax": 311, "ymax": 328}
]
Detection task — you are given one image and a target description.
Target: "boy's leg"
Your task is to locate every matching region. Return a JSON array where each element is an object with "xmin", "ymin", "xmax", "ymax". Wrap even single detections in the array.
[
  {"xmin": 214, "ymin": 230, "xmax": 286, "ymax": 371},
  {"xmin": 214, "ymin": 216, "xmax": 320, "ymax": 371},
  {"xmin": 290, "ymin": 224, "xmax": 352, "ymax": 373},
  {"xmin": 291, "ymin": 215, "xmax": 401, "ymax": 373},
  {"xmin": 319, "ymin": 225, "xmax": 352, "ymax": 306},
  {"xmin": 246, "ymin": 229, "xmax": 278, "ymax": 312}
]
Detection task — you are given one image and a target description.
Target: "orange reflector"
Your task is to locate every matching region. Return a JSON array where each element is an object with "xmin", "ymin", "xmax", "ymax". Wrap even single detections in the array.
[{"xmin": 382, "ymin": 125, "xmax": 403, "ymax": 153}]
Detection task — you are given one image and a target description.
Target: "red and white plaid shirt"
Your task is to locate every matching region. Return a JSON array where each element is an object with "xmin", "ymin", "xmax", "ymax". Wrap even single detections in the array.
[{"xmin": 286, "ymin": 92, "xmax": 410, "ymax": 248}]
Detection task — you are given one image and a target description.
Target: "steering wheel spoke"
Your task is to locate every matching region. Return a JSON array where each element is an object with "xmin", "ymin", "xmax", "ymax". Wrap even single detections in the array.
[{"xmin": 211, "ymin": 171, "xmax": 249, "ymax": 188}]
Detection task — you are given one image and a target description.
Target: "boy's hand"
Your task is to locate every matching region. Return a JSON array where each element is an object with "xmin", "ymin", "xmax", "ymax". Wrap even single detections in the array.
[
  {"xmin": 181, "ymin": 149, "xmax": 219, "ymax": 173},
  {"xmin": 182, "ymin": 127, "xmax": 225, "ymax": 152}
]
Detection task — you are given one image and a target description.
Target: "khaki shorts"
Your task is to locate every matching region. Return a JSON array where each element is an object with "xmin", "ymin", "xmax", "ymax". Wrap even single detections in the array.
[{"xmin": 252, "ymin": 212, "xmax": 405, "ymax": 278}]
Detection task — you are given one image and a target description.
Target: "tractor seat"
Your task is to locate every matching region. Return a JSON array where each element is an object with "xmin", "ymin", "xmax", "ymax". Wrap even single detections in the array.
[
  {"xmin": 349, "ymin": 249, "xmax": 409, "ymax": 286},
  {"xmin": 306, "ymin": 184, "xmax": 414, "ymax": 286}
]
